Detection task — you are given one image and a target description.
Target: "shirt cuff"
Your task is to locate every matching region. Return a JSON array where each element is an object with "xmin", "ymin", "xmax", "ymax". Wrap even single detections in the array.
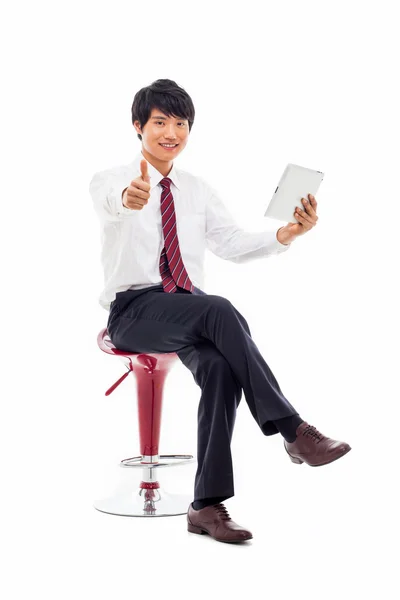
[{"xmin": 110, "ymin": 178, "xmax": 137, "ymax": 217}]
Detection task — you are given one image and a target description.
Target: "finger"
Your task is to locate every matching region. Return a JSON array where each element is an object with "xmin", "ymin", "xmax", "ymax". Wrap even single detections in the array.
[
  {"xmin": 302, "ymin": 198, "xmax": 317, "ymax": 218},
  {"xmin": 140, "ymin": 159, "xmax": 149, "ymax": 181},
  {"xmin": 130, "ymin": 185, "xmax": 148, "ymax": 200},
  {"xmin": 308, "ymin": 193, "xmax": 317, "ymax": 207},
  {"xmin": 133, "ymin": 178, "xmax": 150, "ymax": 192},
  {"xmin": 296, "ymin": 213, "xmax": 313, "ymax": 231},
  {"xmin": 296, "ymin": 207, "xmax": 313, "ymax": 225}
]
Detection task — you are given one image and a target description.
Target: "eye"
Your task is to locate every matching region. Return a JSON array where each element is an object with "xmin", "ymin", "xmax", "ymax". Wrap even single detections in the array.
[{"xmin": 155, "ymin": 121, "xmax": 186, "ymax": 126}]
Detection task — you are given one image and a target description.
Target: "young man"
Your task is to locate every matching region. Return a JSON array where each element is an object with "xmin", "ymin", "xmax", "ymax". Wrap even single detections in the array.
[{"xmin": 89, "ymin": 78, "xmax": 351, "ymax": 544}]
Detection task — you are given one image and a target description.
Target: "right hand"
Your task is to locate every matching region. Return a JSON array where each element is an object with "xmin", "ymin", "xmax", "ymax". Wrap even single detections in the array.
[{"xmin": 122, "ymin": 159, "xmax": 151, "ymax": 210}]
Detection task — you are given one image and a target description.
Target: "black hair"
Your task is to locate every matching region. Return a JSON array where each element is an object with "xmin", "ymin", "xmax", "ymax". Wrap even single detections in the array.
[{"xmin": 131, "ymin": 78, "xmax": 195, "ymax": 141}]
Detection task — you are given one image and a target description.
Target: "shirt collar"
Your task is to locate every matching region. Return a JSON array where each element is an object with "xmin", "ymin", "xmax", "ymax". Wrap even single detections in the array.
[{"xmin": 129, "ymin": 150, "xmax": 181, "ymax": 191}]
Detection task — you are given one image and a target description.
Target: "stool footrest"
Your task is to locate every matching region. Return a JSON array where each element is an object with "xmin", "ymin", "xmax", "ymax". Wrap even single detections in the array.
[{"xmin": 120, "ymin": 454, "xmax": 195, "ymax": 468}]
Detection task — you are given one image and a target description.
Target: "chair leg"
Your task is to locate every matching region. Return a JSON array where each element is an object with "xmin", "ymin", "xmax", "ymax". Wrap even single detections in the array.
[
  {"xmin": 94, "ymin": 353, "xmax": 196, "ymax": 517},
  {"xmin": 132, "ymin": 358, "xmax": 166, "ymax": 461}
]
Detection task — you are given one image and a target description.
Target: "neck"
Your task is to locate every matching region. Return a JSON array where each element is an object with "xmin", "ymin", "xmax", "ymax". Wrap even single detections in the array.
[{"xmin": 141, "ymin": 147, "xmax": 172, "ymax": 177}]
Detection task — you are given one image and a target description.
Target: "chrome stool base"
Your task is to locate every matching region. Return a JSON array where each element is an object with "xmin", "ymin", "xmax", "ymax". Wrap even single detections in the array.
[
  {"xmin": 93, "ymin": 454, "xmax": 196, "ymax": 517},
  {"xmin": 94, "ymin": 487, "xmax": 194, "ymax": 517}
]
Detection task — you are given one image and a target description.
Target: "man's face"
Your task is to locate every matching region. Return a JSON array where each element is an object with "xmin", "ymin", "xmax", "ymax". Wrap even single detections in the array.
[{"xmin": 134, "ymin": 108, "xmax": 190, "ymax": 162}]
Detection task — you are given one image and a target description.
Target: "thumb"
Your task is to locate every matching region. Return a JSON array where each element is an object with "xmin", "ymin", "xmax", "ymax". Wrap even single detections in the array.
[{"xmin": 140, "ymin": 159, "xmax": 150, "ymax": 183}]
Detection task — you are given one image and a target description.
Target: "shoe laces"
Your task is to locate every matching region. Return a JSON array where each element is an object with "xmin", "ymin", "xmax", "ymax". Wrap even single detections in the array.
[
  {"xmin": 302, "ymin": 424, "xmax": 325, "ymax": 444},
  {"xmin": 213, "ymin": 503, "xmax": 231, "ymax": 520}
]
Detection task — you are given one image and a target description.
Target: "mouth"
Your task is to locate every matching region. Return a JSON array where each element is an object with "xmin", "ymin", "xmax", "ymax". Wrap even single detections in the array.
[{"xmin": 159, "ymin": 143, "xmax": 179, "ymax": 151}]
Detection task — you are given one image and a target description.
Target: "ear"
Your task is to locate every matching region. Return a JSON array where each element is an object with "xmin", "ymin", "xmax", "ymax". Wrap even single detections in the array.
[{"xmin": 133, "ymin": 120, "xmax": 142, "ymax": 135}]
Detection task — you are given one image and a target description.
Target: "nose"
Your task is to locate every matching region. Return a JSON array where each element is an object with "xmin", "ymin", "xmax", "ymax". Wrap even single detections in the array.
[{"xmin": 165, "ymin": 124, "xmax": 179, "ymax": 138}]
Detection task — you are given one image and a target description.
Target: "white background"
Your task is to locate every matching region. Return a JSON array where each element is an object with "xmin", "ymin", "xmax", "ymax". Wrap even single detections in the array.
[{"xmin": 1, "ymin": 0, "xmax": 399, "ymax": 598}]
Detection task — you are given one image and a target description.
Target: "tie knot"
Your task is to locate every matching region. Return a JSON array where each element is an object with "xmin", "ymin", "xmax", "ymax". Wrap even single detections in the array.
[{"xmin": 159, "ymin": 177, "xmax": 172, "ymax": 189}]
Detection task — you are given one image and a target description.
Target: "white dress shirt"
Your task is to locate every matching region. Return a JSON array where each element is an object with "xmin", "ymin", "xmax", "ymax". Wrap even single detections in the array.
[{"xmin": 89, "ymin": 150, "xmax": 291, "ymax": 311}]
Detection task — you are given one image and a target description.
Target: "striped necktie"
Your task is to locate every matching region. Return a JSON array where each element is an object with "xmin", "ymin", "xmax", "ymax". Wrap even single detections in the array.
[{"xmin": 159, "ymin": 177, "xmax": 194, "ymax": 293}]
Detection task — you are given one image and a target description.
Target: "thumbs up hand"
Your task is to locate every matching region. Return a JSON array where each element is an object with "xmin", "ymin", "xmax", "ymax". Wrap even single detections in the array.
[
  {"xmin": 140, "ymin": 159, "xmax": 150, "ymax": 184},
  {"xmin": 122, "ymin": 159, "xmax": 151, "ymax": 210}
]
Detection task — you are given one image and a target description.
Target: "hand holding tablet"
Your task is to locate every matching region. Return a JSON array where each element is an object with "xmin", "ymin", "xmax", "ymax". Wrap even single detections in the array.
[{"xmin": 264, "ymin": 163, "xmax": 324, "ymax": 223}]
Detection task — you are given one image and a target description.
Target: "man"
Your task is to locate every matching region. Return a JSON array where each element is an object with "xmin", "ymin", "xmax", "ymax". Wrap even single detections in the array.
[{"xmin": 89, "ymin": 78, "xmax": 351, "ymax": 544}]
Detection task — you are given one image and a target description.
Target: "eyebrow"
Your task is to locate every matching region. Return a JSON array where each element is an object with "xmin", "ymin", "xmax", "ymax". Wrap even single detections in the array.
[{"xmin": 151, "ymin": 115, "xmax": 187, "ymax": 121}]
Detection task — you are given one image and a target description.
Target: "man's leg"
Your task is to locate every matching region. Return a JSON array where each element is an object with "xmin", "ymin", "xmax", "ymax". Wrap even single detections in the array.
[
  {"xmin": 108, "ymin": 285, "xmax": 300, "ymax": 436},
  {"xmin": 108, "ymin": 287, "xmax": 244, "ymax": 506},
  {"xmin": 176, "ymin": 339, "xmax": 242, "ymax": 507}
]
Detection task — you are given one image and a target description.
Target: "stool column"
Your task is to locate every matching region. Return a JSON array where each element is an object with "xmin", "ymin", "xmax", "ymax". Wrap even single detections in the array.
[{"xmin": 131, "ymin": 355, "xmax": 170, "ymax": 463}]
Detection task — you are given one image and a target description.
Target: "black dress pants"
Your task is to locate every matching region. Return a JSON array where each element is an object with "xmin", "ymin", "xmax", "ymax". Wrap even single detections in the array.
[{"xmin": 106, "ymin": 284, "xmax": 299, "ymax": 503}]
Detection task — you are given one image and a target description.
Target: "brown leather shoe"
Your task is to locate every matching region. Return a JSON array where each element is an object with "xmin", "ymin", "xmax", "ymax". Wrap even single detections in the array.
[
  {"xmin": 187, "ymin": 502, "xmax": 253, "ymax": 543},
  {"xmin": 284, "ymin": 421, "xmax": 351, "ymax": 467}
]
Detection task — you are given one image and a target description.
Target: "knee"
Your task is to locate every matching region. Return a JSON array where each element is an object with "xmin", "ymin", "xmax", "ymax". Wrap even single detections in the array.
[
  {"xmin": 206, "ymin": 294, "xmax": 250, "ymax": 333},
  {"xmin": 206, "ymin": 294, "xmax": 233, "ymax": 311}
]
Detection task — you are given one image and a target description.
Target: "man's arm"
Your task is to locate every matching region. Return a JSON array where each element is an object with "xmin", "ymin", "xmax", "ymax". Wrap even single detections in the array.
[
  {"xmin": 204, "ymin": 182, "xmax": 292, "ymax": 262},
  {"xmin": 89, "ymin": 172, "xmax": 138, "ymax": 221}
]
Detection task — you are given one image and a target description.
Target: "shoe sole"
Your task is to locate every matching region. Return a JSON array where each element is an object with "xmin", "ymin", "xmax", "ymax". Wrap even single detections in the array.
[
  {"xmin": 187, "ymin": 521, "xmax": 253, "ymax": 543},
  {"xmin": 284, "ymin": 443, "xmax": 352, "ymax": 467}
]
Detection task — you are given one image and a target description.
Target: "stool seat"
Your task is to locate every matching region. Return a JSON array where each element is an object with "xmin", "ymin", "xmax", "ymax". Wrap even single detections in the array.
[
  {"xmin": 97, "ymin": 327, "xmax": 178, "ymax": 360},
  {"xmin": 97, "ymin": 328, "xmax": 179, "ymax": 395},
  {"xmin": 93, "ymin": 327, "xmax": 195, "ymax": 517}
]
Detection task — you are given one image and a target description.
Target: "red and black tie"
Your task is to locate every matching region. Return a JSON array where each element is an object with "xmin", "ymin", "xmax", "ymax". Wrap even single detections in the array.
[{"xmin": 159, "ymin": 177, "xmax": 194, "ymax": 293}]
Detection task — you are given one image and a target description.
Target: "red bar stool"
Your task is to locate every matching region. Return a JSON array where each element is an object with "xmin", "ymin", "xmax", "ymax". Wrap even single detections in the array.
[{"xmin": 93, "ymin": 327, "xmax": 195, "ymax": 517}]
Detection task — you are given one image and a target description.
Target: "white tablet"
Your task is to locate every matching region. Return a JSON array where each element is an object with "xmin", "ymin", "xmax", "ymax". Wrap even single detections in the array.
[{"xmin": 264, "ymin": 163, "xmax": 324, "ymax": 223}]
